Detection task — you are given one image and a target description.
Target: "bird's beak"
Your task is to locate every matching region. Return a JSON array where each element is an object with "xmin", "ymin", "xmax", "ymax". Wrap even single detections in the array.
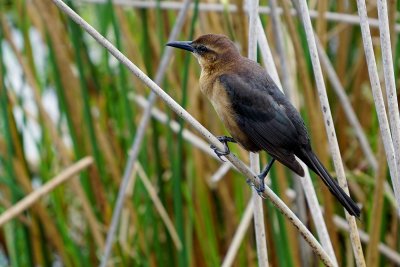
[{"xmin": 166, "ymin": 41, "xmax": 194, "ymax": 52}]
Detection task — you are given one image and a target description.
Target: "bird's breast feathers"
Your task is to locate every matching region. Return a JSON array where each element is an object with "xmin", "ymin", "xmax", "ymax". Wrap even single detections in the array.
[{"xmin": 202, "ymin": 78, "xmax": 259, "ymax": 151}]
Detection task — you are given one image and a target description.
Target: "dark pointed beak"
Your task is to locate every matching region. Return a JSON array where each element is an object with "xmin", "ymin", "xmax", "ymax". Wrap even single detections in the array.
[{"xmin": 166, "ymin": 41, "xmax": 194, "ymax": 52}]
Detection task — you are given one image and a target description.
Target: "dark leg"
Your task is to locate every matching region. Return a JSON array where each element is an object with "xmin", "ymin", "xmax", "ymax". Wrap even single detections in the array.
[
  {"xmin": 257, "ymin": 158, "xmax": 276, "ymax": 192},
  {"xmin": 210, "ymin": 136, "xmax": 237, "ymax": 161}
]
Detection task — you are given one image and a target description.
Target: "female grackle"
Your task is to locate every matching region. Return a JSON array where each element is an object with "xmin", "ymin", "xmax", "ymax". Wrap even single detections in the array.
[{"xmin": 167, "ymin": 34, "xmax": 360, "ymax": 217}]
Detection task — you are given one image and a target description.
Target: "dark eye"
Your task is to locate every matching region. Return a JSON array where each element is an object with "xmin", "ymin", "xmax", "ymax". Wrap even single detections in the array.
[{"xmin": 196, "ymin": 45, "xmax": 208, "ymax": 53}]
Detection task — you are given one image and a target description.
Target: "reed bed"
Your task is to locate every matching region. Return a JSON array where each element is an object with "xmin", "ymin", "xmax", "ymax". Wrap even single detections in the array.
[{"xmin": 0, "ymin": 0, "xmax": 400, "ymax": 266}]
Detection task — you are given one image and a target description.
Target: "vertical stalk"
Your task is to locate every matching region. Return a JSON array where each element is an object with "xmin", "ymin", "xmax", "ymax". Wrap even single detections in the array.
[
  {"xmin": 377, "ymin": 0, "xmax": 400, "ymax": 210},
  {"xmin": 296, "ymin": 0, "xmax": 365, "ymax": 265},
  {"xmin": 356, "ymin": 0, "xmax": 400, "ymax": 215},
  {"xmin": 247, "ymin": 0, "xmax": 269, "ymax": 266},
  {"xmin": 259, "ymin": 5, "xmax": 336, "ymax": 265},
  {"xmin": 278, "ymin": 1, "xmax": 340, "ymax": 258}
]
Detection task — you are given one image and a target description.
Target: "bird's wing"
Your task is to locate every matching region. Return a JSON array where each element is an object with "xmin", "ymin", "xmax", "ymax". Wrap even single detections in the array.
[{"xmin": 219, "ymin": 72, "xmax": 305, "ymax": 175}]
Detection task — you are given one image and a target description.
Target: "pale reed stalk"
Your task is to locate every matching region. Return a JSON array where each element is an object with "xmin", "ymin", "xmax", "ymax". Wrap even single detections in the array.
[{"xmin": 296, "ymin": 0, "xmax": 365, "ymax": 265}]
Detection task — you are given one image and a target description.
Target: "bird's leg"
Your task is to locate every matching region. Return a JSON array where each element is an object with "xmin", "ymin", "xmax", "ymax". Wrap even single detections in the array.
[
  {"xmin": 256, "ymin": 158, "xmax": 276, "ymax": 192},
  {"xmin": 210, "ymin": 136, "xmax": 237, "ymax": 161}
]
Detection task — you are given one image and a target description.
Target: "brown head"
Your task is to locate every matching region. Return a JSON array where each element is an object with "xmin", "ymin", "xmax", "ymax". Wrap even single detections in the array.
[{"xmin": 166, "ymin": 34, "xmax": 241, "ymax": 72}]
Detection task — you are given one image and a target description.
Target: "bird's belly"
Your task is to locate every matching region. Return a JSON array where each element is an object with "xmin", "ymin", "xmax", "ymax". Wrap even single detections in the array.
[{"xmin": 210, "ymin": 99, "xmax": 260, "ymax": 152}]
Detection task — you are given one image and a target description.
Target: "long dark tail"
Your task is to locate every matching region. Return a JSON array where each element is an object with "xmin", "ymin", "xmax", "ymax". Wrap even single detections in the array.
[{"xmin": 298, "ymin": 149, "xmax": 361, "ymax": 217}]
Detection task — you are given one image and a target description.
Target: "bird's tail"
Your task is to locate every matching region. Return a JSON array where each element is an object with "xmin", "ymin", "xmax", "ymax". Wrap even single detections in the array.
[{"xmin": 299, "ymin": 149, "xmax": 361, "ymax": 217}]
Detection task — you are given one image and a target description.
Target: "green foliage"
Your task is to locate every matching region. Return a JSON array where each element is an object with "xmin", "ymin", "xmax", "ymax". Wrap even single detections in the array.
[{"xmin": 0, "ymin": 1, "xmax": 399, "ymax": 266}]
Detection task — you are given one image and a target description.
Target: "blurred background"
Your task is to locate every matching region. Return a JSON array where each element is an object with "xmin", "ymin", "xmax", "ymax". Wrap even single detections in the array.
[{"xmin": 0, "ymin": 0, "xmax": 400, "ymax": 266}]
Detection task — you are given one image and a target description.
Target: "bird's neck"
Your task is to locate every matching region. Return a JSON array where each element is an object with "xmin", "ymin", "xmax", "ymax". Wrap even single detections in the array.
[
  {"xmin": 199, "ymin": 69, "xmax": 213, "ymax": 96},
  {"xmin": 198, "ymin": 53, "xmax": 241, "ymax": 96},
  {"xmin": 198, "ymin": 61, "xmax": 234, "ymax": 97}
]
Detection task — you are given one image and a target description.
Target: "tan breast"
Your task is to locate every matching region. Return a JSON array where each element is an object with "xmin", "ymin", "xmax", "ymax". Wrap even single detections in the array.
[
  {"xmin": 200, "ymin": 72, "xmax": 232, "ymax": 123},
  {"xmin": 200, "ymin": 77, "xmax": 258, "ymax": 151}
]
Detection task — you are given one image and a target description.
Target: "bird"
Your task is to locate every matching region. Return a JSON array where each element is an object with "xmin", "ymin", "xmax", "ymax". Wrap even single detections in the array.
[{"xmin": 167, "ymin": 34, "xmax": 360, "ymax": 217}]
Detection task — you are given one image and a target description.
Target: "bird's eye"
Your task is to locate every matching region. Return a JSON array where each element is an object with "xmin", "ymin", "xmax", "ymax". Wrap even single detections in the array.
[{"xmin": 196, "ymin": 45, "xmax": 208, "ymax": 53}]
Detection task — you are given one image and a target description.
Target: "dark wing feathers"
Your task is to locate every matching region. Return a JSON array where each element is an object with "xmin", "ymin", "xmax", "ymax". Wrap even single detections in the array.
[
  {"xmin": 219, "ymin": 72, "xmax": 306, "ymax": 176},
  {"xmin": 219, "ymin": 71, "xmax": 361, "ymax": 217}
]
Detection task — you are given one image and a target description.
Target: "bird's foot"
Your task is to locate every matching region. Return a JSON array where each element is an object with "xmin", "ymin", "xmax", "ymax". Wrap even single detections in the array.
[
  {"xmin": 254, "ymin": 158, "xmax": 276, "ymax": 193},
  {"xmin": 216, "ymin": 136, "xmax": 237, "ymax": 144},
  {"xmin": 210, "ymin": 146, "xmax": 229, "ymax": 161},
  {"xmin": 255, "ymin": 174, "xmax": 266, "ymax": 194},
  {"xmin": 210, "ymin": 136, "xmax": 237, "ymax": 161},
  {"xmin": 245, "ymin": 176, "xmax": 266, "ymax": 198},
  {"xmin": 246, "ymin": 178, "xmax": 254, "ymax": 187}
]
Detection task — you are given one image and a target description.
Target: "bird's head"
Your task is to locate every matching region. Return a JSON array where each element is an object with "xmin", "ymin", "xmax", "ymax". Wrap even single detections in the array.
[{"xmin": 166, "ymin": 34, "xmax": 240, "ymax": 71}]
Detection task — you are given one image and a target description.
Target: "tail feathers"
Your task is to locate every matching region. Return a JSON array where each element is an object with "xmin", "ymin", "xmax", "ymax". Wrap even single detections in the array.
[
  {"xmin": 283, "ymin": 155, "xmax": 305, "ymax": 177},
  {"xmin": 272, "ymin": 152, "xmax": 305, "ymax": 177},
  {"xmin": 300, "ymin": 149, "xmax": 361, "ymax": 217}
]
